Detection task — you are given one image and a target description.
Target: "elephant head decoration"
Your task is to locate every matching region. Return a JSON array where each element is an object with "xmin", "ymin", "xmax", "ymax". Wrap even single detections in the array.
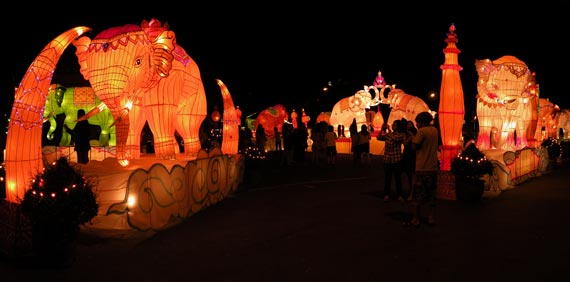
[
  {"xmin": 475, "ymin": 55, "xmax": 535, "ymax": 151},
  {"xmin": 377, "ymin": 87, "xmax": 433, "ymax": 128},
  {"xmin": 329, "ymin": 83, "xmax": 432, "ymax": 133},
  {"xmin": 72, "ymin": 19, "xmax": 207, "ymax": 165},
  {"xmin": 329, "ymin": 85, "xmax": 388, "ymax": 131}
]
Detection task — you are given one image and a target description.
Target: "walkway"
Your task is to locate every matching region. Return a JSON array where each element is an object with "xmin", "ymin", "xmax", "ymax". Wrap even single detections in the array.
[{"xmin": 2, "ymin": 152, "xmax": 569, "ymax": 282}]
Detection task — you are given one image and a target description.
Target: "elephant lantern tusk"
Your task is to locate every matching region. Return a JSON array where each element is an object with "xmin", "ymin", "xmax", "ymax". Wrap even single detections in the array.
[{"xmin": 110, "ymin": 103, "xmax": 132, "ymax": 127}]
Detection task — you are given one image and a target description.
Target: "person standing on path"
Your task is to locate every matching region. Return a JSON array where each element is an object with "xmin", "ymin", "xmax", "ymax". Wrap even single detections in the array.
[
  {"xmin": 401, "ymin": 119, "xmax": 418, "ymax": 200},
  {"xmin": 349, "ymin": 118, "xmax": 360, "ymax": 166},
  {"xmin": 64, "ymin": 109, "xmax": 91, "ymax": 164},
  {"xmin": 274, "ymin": 126, "xmax": 282, "ymax": 151},
  {"xmin": 358, "ymin": 124, "xmax": 372, "ymax": 166},
  {"xmin": 324, "ymin": 125, "xmax": 338, "ymax": 166},
  {"xmin": 255, "ymin": 124, "xmax": 267, "ymax": 152},
  {"xmin": 405, "ymin": 111, "xmax": 439, "ymax": 227},
  {"xmin": 377, "ymin": 119, "xmax": 405, "ymax": 202}
]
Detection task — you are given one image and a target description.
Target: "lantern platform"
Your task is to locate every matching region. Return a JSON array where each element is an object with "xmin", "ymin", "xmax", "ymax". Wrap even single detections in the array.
[
  {"xmin": 0, "ymin": 149, "xmax": 245, "ymax": 256},
  {"xmin": 482, "ymin": 147, "xmax": 547, "ymax": 197}
]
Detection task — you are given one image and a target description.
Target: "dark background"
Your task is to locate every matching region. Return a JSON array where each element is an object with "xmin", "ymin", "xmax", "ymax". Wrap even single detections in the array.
[{"xmin": 2, "ymin": 2, "xmax": 568, "ymax": 126}]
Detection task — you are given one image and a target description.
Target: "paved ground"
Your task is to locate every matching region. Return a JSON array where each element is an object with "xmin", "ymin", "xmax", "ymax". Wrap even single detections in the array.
[{"xmin": 2, "ymin": 152, "xmax": 570, "ymax": 282}]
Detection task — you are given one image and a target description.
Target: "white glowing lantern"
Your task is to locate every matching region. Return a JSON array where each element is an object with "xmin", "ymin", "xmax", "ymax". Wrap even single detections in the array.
[{"xmin": 475, "ymin": 55, "xmax": 534, "ymax": 151}]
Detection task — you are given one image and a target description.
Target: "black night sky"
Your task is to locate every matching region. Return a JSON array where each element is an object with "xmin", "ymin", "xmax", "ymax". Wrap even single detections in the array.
[{"xmin": 2, "ymin": 2, "xmax": 569, "ymax": 123}]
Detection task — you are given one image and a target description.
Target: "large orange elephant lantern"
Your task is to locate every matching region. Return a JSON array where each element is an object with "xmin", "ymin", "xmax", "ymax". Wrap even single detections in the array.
[{"xmin": 72, "ymin": 19, "xmax": 207, "ymax": 164}]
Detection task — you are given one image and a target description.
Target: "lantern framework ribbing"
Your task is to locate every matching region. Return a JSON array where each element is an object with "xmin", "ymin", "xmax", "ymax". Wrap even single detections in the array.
[{"xmin": 438, "ymin": 24, "xmax": 465, "ymax": 171}]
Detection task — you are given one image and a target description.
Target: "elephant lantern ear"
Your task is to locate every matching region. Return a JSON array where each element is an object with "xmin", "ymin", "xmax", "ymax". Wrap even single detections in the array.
[
  {"xmin": 151, "ymin": 30, "xmax": 175, "ymax": 78},
  {"xmin": 73, "ymin": 36, "xmax": 92, "ymax": 81}
]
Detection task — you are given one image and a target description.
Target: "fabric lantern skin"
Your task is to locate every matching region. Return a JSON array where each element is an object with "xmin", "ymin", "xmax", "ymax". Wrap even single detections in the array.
[
  {"xmin": 255, "ymin": 104, "xmax": 288, "ymax": 138},
  {"xmin": 73, "ymin": 19, "xmax": 207, "ymax": 164},
  {"xmin": 291, "ymin": 109, "xmax": 298, "ymax": 129},
  {"xmin": 384, "ymin": 89, "xmax": 432, "ymax": 127},
  {"xmin": 217, "ymin": 79, "xmax": 239, "ymax": 155},
  {"xmin": 475, "ymin": 55, "xmax": 534, "ymax": 151},
  {"xmin": 301, "ymin": 108, "xmax": 310, "ymax": 127},
  {"xmin": 5, "ymin": 26, "xmax": 91, "ymax": 203},
  {"xmin": 535, "ymin": 98, "xmax": 560, "ymax": 141},
  {"xmin": 525, "ymin": 74, "xmax": 540, "ymax": 147},
  {"xmin": 438, "ymin": 24, "xmax": 464, "ymax": 171},
  {"xmin": 235, "ymin": 106, "xmax": 242, "ymax": 126},
  {"xmin": 315, "ymin": 112, "xmax": 331, "ymax": 125},
  {"xmin": 372, "ymin": 111, "xmax": 384, "ymax": 131},
  {"xmin": 556, "ymin": 109, "xmax": 570, "ymax": 140},
  {"xmin": 329, "ymin": 86, "xmax": 382, "ymax": 132}
]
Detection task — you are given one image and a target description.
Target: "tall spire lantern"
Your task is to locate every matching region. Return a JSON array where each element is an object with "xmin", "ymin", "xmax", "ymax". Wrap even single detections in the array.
[{"xmin": 438, "ymin": 23, "xmax": 465, "ymax": 171}]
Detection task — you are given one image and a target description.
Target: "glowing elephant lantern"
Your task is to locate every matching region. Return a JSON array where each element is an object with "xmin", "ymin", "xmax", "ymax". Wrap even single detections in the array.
[
  {"xmin": 329, "ymin": 85, "xmax": 386, "ymax": 132},
  {"xmin": 381, "ymin": 88, "xmax": 433, "ymax": 128},
  {"xmin": 44, "ymin": 85, "xmax": 115, "ymax": 147},
  {"xmin": 73, "ymin": 19, "xmax": 208, "ymax": 165},
  {"xmin": 475, "ymin": 56, "xmax": 534, "ymax": 151}
]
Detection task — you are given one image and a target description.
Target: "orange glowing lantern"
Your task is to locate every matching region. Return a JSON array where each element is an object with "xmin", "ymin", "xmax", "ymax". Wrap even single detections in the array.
[
  {"xmin": 73, "ymin": 18, "xmax": 208, "ymax": 162},
  {"xmin": 5, "ymin": 27, "xmax": 91, "ymax": 203},
  {"xmin": 291, "ymin": 109, "xmax": 298, "ymax": 128},
  {"xmin": 211, "ymin": 107, "xmax": 221, "ymax": 122},
  {"xmin": 525, "ymin": 73, "xmax": 539, "ymax": 147},
  {"xmin": 235, "ymin": 106, "xmax": 242, "ymax": 126},
  {"xmin": 255, "ymin": 104, "xmax": 288, "ymax": 138},
  {"xmin": 372, "ymin": 111, "xmax": 384, "ymax": 132},
  {"xmin": 475, "ymin": 55, "xmax": 533, "ymax": 151},
  {"xmin": 438, "ymin": 24, "xmax": 465, "ymax": 171},
  {"xmin": 301, "ymin": 108, "xmax": 310, "ymax": 127},
  {"xmin": 316, "ymin": 112, "xmax": 331, "ymax": 125},
  {"xmin": 217, "ymin": 79, "xmax": 239, "ymax": 154}
]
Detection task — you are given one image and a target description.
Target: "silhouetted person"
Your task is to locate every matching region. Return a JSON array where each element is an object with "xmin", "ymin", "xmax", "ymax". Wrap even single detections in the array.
[
  {"xmin": 325, "ymin": 125, "xmax": 338, "ymax": 166},
  {"xmin": 349, "ymin": 118, "xmax": 360, "ymax": 166},
  {"xmin": 406, "ymin": 112, "xmax": 439, "ymax": 227},
  {"xmin": 255, "ymin": 124, "xmax": 267, "ymax": 152},
  {"xmin": 377, "ymin": 120, "xmax": 405, "ymax": 202},
  {"xmin": 294, "ymin": 123, "xmax": 309, "ymax": 163},
  {"xmin": 358, "ymin": 124, "xmax": 371, "ymax": 165},
  {"xmin": 64, "ymin": 109, "xmax": 91, "ymax": 164},
  {"xmin": 274, "ymin": 126, "xmax": 282, "ymax": 151}
]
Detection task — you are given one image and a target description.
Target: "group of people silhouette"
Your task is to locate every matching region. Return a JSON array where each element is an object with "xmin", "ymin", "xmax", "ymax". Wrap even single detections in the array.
[{"xmin": 248, "ymin": 111, "xmax": 438, "ymax": 228}]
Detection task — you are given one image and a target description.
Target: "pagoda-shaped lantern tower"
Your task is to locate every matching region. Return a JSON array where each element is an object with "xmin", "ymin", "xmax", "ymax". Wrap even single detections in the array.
[{"xmin": 438, "ymin": 23, "xmax": 465, "ymax": 171}]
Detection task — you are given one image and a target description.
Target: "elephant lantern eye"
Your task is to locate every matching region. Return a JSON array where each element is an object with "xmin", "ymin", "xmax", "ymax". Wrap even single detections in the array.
[{"xmin": 135, "ymin": 58, "xmax": 142, "ymax": 66}]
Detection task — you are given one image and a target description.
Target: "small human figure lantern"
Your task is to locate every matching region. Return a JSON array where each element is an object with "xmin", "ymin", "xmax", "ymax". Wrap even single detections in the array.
[
  {"xmin": 301, "ymin": 108, "xmax": 310, "ymax": 128},
  {"xmin": 291, "ymin": 109, "xmax": 298, "ymax": 129}
]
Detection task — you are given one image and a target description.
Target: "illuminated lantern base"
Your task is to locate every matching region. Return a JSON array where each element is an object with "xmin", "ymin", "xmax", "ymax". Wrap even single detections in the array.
[{"xmin": 439, "ymin": 145, "xmax": 462, "ymax": 171}]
